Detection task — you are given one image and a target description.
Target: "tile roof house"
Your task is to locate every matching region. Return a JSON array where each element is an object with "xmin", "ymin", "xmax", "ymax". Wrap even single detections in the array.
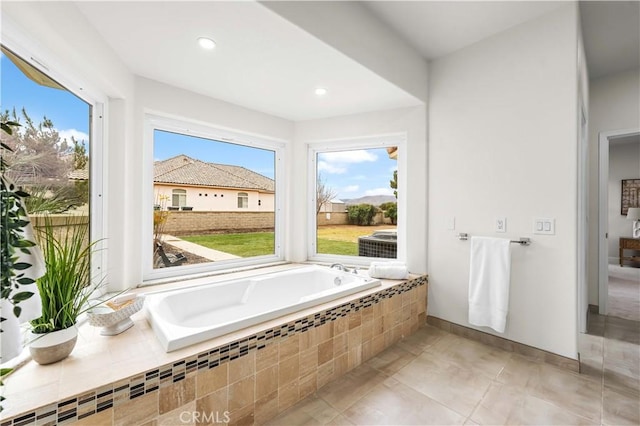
[{"xmin": 153, "ymin": 155, "xmax": 275, "ymax": 211}]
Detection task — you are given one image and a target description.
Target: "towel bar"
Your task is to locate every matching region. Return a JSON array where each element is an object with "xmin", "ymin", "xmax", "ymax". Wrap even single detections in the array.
[{"xmin": 457, "ymin": 233, "xmax": 531, "ymax": 246}]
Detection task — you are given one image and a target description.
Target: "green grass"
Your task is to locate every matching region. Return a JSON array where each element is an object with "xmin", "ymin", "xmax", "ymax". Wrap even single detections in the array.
[
  {"xmin": 317, "ymin": 239, "xmax": 357, "ymax": 256},
  {"xmin": 182, "ymin": 232, "xmax": 358, "ymax": 257},
  {"xmin": 182, "ymin": 233, "xmax": 275, "ymax": 257}
]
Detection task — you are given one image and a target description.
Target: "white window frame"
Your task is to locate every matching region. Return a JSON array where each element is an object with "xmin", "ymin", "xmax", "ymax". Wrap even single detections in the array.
[
  {"xmin": 0, "ymin": 27, "xmax": 108, "ymax": 291},
  {"xmin": 172, "ymin": 189, "xmax": 187, "ymax": 207},
  {"xmin": 237, "ymin": 192, "xmax": 249, "ymax": 209},
  {"xmin": 142, "ymin": 114, "xmax": 286, "ymax": 282},
  {"xmin": 307, "ymin": 133, "xmax": 407, "ymax": 266}
]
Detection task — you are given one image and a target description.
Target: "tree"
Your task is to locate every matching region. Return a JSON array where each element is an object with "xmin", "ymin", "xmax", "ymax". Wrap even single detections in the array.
[
  {"xmin": 381, "ymin": 202, "xmax": 397, "ymax": 225},
  {"xmin": 72, "ymin": 139, "xmax": 88, "ymax": 170},
  {"xmin": 316, "ymin": 173, "xmax": 337, "ymax": 215},
  {"xmin": 347, "ymin": 204, "xmax": 378, "ymax": 226},
  {"xmin": 0, "ymin": 109, "xmax": 87, "ymax": 212},
  {"xmin": 390, "ymin": 169, "xmax": 398, "ymax": 198},
  {"xmin": 0, "ymin": 109, "xmax": 71, "ymax": 184}
]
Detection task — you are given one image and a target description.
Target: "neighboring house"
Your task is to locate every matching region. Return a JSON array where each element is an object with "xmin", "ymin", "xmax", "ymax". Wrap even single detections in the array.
[
  {"xmin": 154, "ymin": 155, "xmax": 274, "ymax": 212},
  {"xmin": 68, "ymin": 168, "xmax": 89, "ymax": 181},
  {"xmin": 318, "ymin": 198, "xmax": 346, "ymax": 213}
]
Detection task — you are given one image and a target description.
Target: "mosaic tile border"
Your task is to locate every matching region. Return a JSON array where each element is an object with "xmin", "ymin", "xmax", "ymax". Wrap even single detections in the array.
[{"xmin": 1, "ymin": 276, "xmax": 427, "ymax": 426}]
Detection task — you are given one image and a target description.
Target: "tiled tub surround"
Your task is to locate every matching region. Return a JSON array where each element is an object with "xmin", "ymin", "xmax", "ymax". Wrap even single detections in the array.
[{"xmin": 1, "ymin": 271, "xmax": 427, "ymax": 426}]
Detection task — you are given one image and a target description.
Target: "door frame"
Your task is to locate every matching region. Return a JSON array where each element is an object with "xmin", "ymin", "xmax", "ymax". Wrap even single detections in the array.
[{"xmin": 598, "ymin": 128, "xmax": 640, "ymax": 315}]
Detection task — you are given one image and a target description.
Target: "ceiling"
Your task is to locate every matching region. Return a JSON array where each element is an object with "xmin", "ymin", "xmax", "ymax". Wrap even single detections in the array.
[
  {"xmin": 75, "ymin": 1, "xmax": 639, "ymax": 122},
  {"xmin": 365, "ymin": 1, "xmax": 640, "ymax": 80},
  {"xmin": 364, "ymin": 1, "xmax": 564, "ymax": 59},
  {"xmin": 75, "ymin": 1, "xmax": 423, "ymax": 122},
  {"xmin": 579, "ymin": 1, "xmax": 640, "ymax": 79}
]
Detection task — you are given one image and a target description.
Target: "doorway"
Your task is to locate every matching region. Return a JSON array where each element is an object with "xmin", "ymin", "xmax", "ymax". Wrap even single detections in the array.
[{"xmin": 598, "ymin": 128, "xmax": 640, "ymax": 317}]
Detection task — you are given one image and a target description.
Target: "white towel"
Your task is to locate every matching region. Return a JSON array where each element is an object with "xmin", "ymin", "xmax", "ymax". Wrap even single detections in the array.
[
  {"xmin": 368, "ymin": 261, "xmax": 408, "ymax": 280},
  {"xmin": 468, "ymin": 237, "xmax": 511, "ymax": 333},
  {"xmin": 1, "ymin": 211, "xmax": 45, "ymax": 363}
]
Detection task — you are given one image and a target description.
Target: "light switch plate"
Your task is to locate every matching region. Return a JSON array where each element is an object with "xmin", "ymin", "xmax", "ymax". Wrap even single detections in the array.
[
  {"xmin": 447, "ymin": 216, "xmax": 456, "ymax": 231},
  {"xmin": 495, "ymin": 217, "xmax": 507, "ymax": 233},
  {"xmin": 534, "ymin": 217, "xmax": 555, "ymax": 235}
]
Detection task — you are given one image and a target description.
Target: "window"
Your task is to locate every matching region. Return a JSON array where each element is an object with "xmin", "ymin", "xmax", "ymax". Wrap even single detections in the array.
[
  {"xmin": 1, "ymin": 44, "xmax": 104, "ymax": 281},
  {"xmin": 145, "ymin": 116, "xmax": 284, "ymax": 281},
  {"xmin": 308, "ymin": 135, "xmax": 405, "ymax": 265},
  {"xmin": 237, "ymin": 192, "xmax": 248, "ymax": 209},
  {"xmin": 172, "ymin": 189, "xmax": 186, "ymax": 207}
]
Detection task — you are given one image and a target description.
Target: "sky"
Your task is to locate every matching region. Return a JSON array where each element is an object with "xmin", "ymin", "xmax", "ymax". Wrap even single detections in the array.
[
  {"xmin": 1, "ymin": 53, "xmax": 90, "ymax": 144},
  {"xmin": 2, "ymin": 53, "xmax": 398, "ymax": 200},
  {"xmin": 318, "ymin": 148, "xmax": 397, "ymax": 200},
  {"xmin": 154, "ymin": 130, "xmax": 276, "ymax": 180}
]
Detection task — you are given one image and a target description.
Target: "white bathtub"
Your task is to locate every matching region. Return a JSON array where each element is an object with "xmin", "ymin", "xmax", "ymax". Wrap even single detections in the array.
[{"xmin": 145, "ymin": 265, "xmax": 381, "ymax": 352}]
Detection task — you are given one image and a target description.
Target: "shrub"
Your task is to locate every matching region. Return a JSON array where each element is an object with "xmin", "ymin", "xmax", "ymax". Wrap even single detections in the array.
[
  {"xmin": 347, "ymin": 203, "xmax": 377, "ymax": 225},
  {"xmin": 381, "ymin": 202, "xmax": 397, "ymax": 225}
]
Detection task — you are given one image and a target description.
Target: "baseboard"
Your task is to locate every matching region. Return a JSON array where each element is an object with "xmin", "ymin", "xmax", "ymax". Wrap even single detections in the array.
[{"xmin": 426, "ymin": 316, "xmax": 579, "ymax": 373}]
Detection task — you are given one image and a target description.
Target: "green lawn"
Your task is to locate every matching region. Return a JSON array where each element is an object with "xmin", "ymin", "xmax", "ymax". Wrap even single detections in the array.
[
  {"xmin": 317, "ymin": 239, "xmax": 357, "ymax": 256},
  {"xmin": 182, "ymin": 233, "xmax": 275, "ymax": 257},
  {"xmin": 181, "ymin": 231, "xmax": 357, "ymax": 257}
]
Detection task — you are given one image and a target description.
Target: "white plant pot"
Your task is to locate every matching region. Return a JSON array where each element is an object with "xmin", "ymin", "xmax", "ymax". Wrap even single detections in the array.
[{"xmin": 29, "ymin": 326, "xmax": 78, "ymax": 365}]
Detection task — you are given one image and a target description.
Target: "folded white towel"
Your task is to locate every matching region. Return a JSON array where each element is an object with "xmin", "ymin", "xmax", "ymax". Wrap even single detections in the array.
[
  {"xmin": 368, "ymin": 261, "xmax": 408, "ymax": 280},
  {"xmin": 468, "ymin": 236, "xmax": 511, "ymax": 333}
]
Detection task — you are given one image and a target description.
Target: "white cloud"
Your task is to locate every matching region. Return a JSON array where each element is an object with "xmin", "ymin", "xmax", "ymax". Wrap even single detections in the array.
[
  {"xmin": 319, "ymin": 150, "xmax": 377, "ymax": 164},
  {"xmin": 343, "ymin": 185, "xmax": 359, "ymax": 193},
  {"xmin": 57, "ymin": 128, "xmax": 89, "ymax": 144},
  {"xmin": 317, "ymin": 161, "xmax": 346, "ymax": 174},
  {"xmin": 364, "ymin": 187, "xmax": 394, "ymax": 196}
]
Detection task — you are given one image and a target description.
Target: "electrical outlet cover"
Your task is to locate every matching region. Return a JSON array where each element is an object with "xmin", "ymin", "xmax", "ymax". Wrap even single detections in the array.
[{"xmin": 496, "ymin": 217, "xmax": 507, "ymax": 233}]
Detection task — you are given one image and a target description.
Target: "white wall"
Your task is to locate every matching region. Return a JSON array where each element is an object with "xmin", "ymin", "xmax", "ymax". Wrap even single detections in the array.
[
  {"xmin": 293, "ymin": 106, "xmax": 428, "ymax": 272},
  {"xmin": 587, "ymin": 69, "xmax": 640, "ymax": 303},
  {"xmin": 428, "ymin": 5, "xmax": 579, "ymax": 358},
  {"xmin": 154, "ymin": 184, "xmax": 275, "ymax": 212},
  {"xmin": 608, "ymin": 142, "xmax": 640, "ymax": 261}
]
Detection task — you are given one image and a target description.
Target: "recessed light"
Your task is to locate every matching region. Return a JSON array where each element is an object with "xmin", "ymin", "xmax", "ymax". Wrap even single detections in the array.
[
  {"xmin": 315, "ymin": 87, "xmax": 328, "ymax": 96},
  {"xmin": 197, "ymin": 37, "xmax": 216, "ymax": 50}
]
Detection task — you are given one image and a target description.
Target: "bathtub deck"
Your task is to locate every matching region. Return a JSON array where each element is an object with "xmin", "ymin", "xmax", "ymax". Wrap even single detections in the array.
[{"xmin": 1, "ymin": 264, "xmax": 427, "ymax": 425}]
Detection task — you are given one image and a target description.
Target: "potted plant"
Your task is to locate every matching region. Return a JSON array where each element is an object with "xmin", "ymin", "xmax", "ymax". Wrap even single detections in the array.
[{"xmin": 28, "ymin": 215, "xmax": 101, "ymax": 365}]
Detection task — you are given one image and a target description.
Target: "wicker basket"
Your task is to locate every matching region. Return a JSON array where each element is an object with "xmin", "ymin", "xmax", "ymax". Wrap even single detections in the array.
[{"xmin": 87, "ymin": 296, "xmax": 144, "ymax": 335}]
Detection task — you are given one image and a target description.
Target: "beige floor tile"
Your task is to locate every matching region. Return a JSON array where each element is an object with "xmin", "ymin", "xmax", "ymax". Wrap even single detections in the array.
[
  {"xmin": 470, "ymin": 382, "xmax": 527, "ymax": 425},
  {"xmin": 392, "ymin": 350, "xmax": 492, "ymax": 417},
  {"xmin": 496, "ymin": 353, "xmax": 551, "ymax": 388},
  {"xmin": 396, "ymin": 325, "xmax": 447, "ymax": 355},
  {"xmin": 506, "ymin": 394, "xmax": 596, "ymax": 425},
  {"xmin": 342, "ymin": 378, "xmax": 466, "ymax": 425},
  {"xmin": 424, "ymin": 333, "xmax": 511, "ymax": 380},
  {"xmin": 317, "ymin": 364, "xmax": 386, "ymax": 411},
  {"xmin": 603, "ymin": 362, "xmax": 640, "ymax": 396},
  {"xmin": 602, "ymin": 385, "xmax": 640, "ymax": 425},
  {"xmin": 324, "ymin": 414, "xmax": 356, "ymax": 425},
  {"xmin": 525, "ymin": 363, "xmax": 602, "ymax": 423},
  {"xmin": 365, "ymin": 344, "xmax": 416, "ymax": 376},
  {"xmin": 604, "ymin": 316, "xmax": 640, "ymax": 345},
  {"xmin": 607, "ymin": 276, "xmax": 640, "ymax": 322},
  {"xmin": 266, "ymin": 395, "xmax": 341, "ymax": 426}
]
